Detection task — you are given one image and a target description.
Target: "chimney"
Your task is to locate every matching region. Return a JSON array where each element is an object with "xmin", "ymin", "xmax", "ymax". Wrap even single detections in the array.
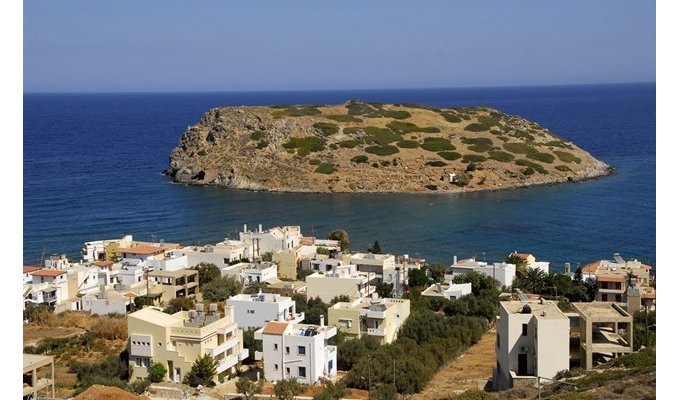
[
  {"xmin": 244, "ymin": 224, "xmax": 247, "ymax": 233},
  {"xmin": 453, "ymin": 255, "xmax": 458, "ymax": 265},
  {"xmin": 320, "ymin": 315, "xmax": 325, "ymax": 327},
  {"xmin": 259, "ymin": 224, "xmax": 263, "ymax": 233}
]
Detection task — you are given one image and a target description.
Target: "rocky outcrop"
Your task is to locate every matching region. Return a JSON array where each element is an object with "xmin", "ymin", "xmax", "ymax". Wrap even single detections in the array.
[{"xmin": 165, "ymin": 101, "xmax": 611, "ymax": 193}]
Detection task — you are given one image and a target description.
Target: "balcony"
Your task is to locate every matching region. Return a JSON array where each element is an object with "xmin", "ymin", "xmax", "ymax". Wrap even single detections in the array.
[
  {"xmin": 212, "ymin": 337, "xmax": 238, "ymax": 357},
  {"xmin": 365, "ymin": 327, "xmax": 385, "ymax": 336},
  {"xmin": 239, "ymin": 348, "xmax": 249, "ymax": 362},
  {"xmin": 218, "ymin": 323, "xmax": 238, "ymax": 335},
  {"xmin": 216, "ymin": 354, "xmax": 238, "ymax": 373},
  {"xmin": 254, "ymin": 351, "xmax": 263, "ymax": 361}
]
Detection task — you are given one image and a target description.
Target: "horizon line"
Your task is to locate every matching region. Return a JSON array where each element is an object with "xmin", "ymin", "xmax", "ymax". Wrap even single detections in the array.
[{"xmin": 23, "ymin": 81, "xmax": 655, "ymax": 95}]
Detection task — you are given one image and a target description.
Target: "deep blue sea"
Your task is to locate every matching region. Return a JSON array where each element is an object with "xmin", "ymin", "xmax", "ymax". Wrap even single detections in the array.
[{"xmin": 24, "ymin": 83, "xmax": 655, "ymax": 270}]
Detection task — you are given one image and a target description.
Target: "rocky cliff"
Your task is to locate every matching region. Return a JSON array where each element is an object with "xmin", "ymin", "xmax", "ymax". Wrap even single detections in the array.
[{"xmin": 165, "ymin": 101, "xmax": 611, "ymax": 193}]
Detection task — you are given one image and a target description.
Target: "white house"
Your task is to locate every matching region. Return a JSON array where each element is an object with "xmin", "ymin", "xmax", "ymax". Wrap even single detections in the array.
[
  {"xmin": 228, "ymin": 293, "xmax": 304, "ymax": 330},
  {"xmin": 446, "ymin": 257, "xmax": 516, "ymax": 287},
  {"xmin": 254, "ymin": 320, "xmax": 337, "ymax": 385},
  {"xmin": 220, "ymin": 262, "xmax": 278, "ymax": 285},
  {"xmin": 305, "ymin": 264, "xmax": 375, "ymax": 303},
  {"xmin": 421, "ymin": 282, "xmax": 472, "ymax": 300},
  {"xmin": 179, "ymin": 242, "xmax": 249, "ymax": 268},
  {"xmin": 494, "ymin": 298, "xmax": 570, "ymax": 390},
  {"xmin": 23, "ymin": 266, "xmax": 41, "ymax": 285},
  {"xmin": 347, "ymin": 253, "xmax": 396, "ymax": 284},
  {"xmin": 44, "ymin": 254, "xmax": 70, "ymax": 270},
  {"xmin": 239, "ymin": 225, "xmax": 302, "ymax": 259},
  {"xmin": 26, "ymin": 269, "xmax": 69, "ymax": 307}
]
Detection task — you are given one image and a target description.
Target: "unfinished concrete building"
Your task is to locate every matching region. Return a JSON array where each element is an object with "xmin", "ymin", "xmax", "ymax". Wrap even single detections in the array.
[{"xmin": 573, "ymin": 302, "xmax": 633, "ymax": 370}]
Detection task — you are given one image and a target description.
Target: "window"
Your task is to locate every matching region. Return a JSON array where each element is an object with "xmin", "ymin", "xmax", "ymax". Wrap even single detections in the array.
[
  {"xmin": 274, "ymin": 363, "xmax": 279, "ymax": 371},
  {"xmin": 285, "ymin": 346, "xmax": 290, "ymax": 355},
  {"xmin": 298, "ymin": 366, "xmax": 306, "ymax": 378},
  {"xmin": 496, "ymin": 332, "xmax": 500, "ymax": 348},
  {"xmin": 298, "ymin": 346, "xmax": 306, "ymax": 355},
  {"xmin": 224, "ymin": 258, "xmax": 229, "ymax": 265},
  {"xmin": 274, "ymin": 343, "xmax": 278, "ymax": 351},
  {"xmin": 521, "ymin": 323, "xmax": 528, "ymax": 336},
  {"xmin": 286, "ymin": 367, "xmax": 290, "ymax": 375},
  {"xmin": 247, "ymin": 309, "xmax": 255, "ymax": 314}
]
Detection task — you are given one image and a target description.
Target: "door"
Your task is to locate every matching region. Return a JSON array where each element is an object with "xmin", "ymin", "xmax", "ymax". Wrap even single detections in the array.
[
  {"xmin": 518, "ymin": 353, "xmax": 528, "ymax": 376},
  {"xmin": 175, "ymin": 368, "xmax": 181, "ymax": 383}
]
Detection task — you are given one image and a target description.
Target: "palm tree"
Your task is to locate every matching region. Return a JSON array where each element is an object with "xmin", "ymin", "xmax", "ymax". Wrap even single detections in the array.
[{"xmin": 524, "ymin": 267, "xmax": 547, "ymax": 294}]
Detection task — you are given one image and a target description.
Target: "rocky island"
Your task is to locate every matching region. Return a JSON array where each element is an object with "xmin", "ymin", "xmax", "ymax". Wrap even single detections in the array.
[{"xmin": 165, "ymin": 101, "xmax": 611, "ymax": 193}]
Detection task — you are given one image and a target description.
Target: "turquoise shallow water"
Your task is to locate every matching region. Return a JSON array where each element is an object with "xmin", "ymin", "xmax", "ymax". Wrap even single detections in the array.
[{"xmin": 23, "ymin": 83, "xmax": 655, "ymax": 269}]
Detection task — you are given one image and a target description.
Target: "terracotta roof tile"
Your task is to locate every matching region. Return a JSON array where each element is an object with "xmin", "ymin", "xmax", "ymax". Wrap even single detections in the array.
[
  {"xmin": 597, "ymin": 275, "xmax": 626, "ymax": 283},
  {"xmin": 94, "ymin": 260, "xmax": 114, "ymax": 267},
  {"xmin": 117, "ymin": 245, "xmax": 166, "ymax": 255},
  {"xmin": 23, "ymin": 266, "xmax": 41, "ymax": 274},
  {"xmin": 32, "ymin": 269, "xmax": 67, "ymax": 277},
  {"xmin": 582, "ymin": 262, "xmax": 600, "ymax": 273},
  {"xmin": 262, "ymin": 321, "xmax": 289, "ymax": 335}
]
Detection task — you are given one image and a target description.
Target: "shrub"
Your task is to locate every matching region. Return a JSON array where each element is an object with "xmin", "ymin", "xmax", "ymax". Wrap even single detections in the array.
[
  {"xmin": 349, "ymin": 155, "xmax": 368, "ymax": 163},
  {"xmin": 516, "ymin": 159, "xmax": 548, "ymax": 174},
  {"xmin": 365, "ymin": 145, "xmax": 400, "ymax": 156},
  {"xmin": 546, "ymin": 140, "xmax": 570, "ymax": 148},
  {"xmin": 309, "ymin": 159, "xmax": 321, "ymax": 165},
  {"xmin": 488, "ymin": 150, "xmax": 514, "ymax": 162},
  {"xmin": 203, "ymin": 276, "xmax": 243, "ymax": 302},
  {"xmin": 438, "ymin": 151, "xmax": 462, "ymax": 161},
  {"xmin": 364, "ymin": 126, "xmax": 401, "ymax": 145},
  {"xmin": 527, "ymin": 151, "xmax": 555, "ymax": 163},
  {"xmin": 511, "ymin": 129, "xmax": 535, "ymax": 141},
  {"xmin": 131, "ymin": 379, "xmax": 151, "ymax": 395},
  {"xmin": 192, "ymin": 263, "xmax": 221, "ymax": 289},
  {"xmin": 387, "ymin": 121, "xmax": 439, "ymax": 134},
  {"xmin": 440, "ymin": 111, "xmax": 462, "ymax": 123},
  {"xmin": 315, "ymin": 162, "xmax": 337, "ymax": 174},
  {"xmin": 272, "ymin": 105, "xmax": 321, "ymax": 118},
  {"xmin": 426, "ymin": 161, "xmax": 447, "ymax": 167},
  {"xmin": 343, "ymin": 127, "xmax": 363, "ymax": 135},
  {"xmin": 553, "ymin": 150, "xmax": 582, "ymax": 164},
  {"xmin": 463, "ymin": 123, "xmax": 488, "ymax": 132},
  {"xmin": 256, "ymin": 140, "xmax": 268, "ymax": 149},
  {"xmin": 610, "ymin": 348, "xmax": 655, "ymax": 368},
  {"xmin": 420, "ymin": 137, "xmax": 455, "ymax": 152},
  {"xmin": 555, "ymin": 165, "xmax": 572, "ymax": 172},
  {"xmin": 503, "ymin": 142, "xmax": 536, "ymax": 154},
  {"xmin": 273, "ymin": 377, "xmax": 306, "ymax": 400},
  {"xmin": 249, "ymin": 131, "xmax": 264, "ymax": 141},
  {"xmin": 462, "ymin": 154, "xmax": 487, "ymax": 163},
  {"xmin": 384, "ymin": 110, "xmax": 411, "ymax": 119},
  {"xmin": 462, "ymin": 137, "xmax": 493, "ymax": 146},
  {"xmin": 183, "ymin": 354, "xmax": 217, "ymax": 387},
  {"xmin": 197, "ymin": 149, "xmax": 207, "ymax": 156},
  {"xmin": 396, "ymin": 140, "xmax": 420, "ymax": 148},
  {"xmin": 425, "ymin": 184, "xmax": 438, "ymax": 190},
  {"xmin": 90, "ymin": 316, "xmax": 127, "ymax": 340},
  {"xmin": 523, "ymin": 167, "xmax": 535, "ymax": 175},
  {"xmin": 282, "ymin": 136, "xmax": 325, "ymax": 155},
  {"xmin": 149, "ymin": 362, "xmax": 167, "ymax": 383},
  {"xmin": 326, "ymin": 114, "xmax": 362, "ymax": 123},
  {"xmin": 313, "ymin": 122, "xmax": 339, "ymax": 136},
  {"xmin": 339, "ymin": 139, "xmax": 360, "ymax": 148},
  {"xmin": 236, "ymin": 376, "xmax": 264, "ymax": 400},
  {"xmin": 346, "ymin": 101, "xmax": 384, "ymax": 117}
]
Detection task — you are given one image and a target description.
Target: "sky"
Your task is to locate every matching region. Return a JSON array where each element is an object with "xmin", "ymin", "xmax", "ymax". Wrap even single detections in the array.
[{"xmin": 23, "ymin": 1, "xmax": 655, "ymax": 93}]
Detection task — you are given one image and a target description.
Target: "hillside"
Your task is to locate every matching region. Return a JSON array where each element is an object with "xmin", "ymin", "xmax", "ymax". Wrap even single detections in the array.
[{"xmin": 166, "ymin": 101, "xmax": 611, "ymax": 193}]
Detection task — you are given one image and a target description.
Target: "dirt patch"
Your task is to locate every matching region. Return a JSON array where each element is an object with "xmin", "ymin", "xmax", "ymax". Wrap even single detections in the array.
[
  {"xmin": 74, "ymin": 384, "xmax": 148, "ymax": 400},
  {"xmin": 23, "ymin": 325, "xmax": 85, "ymax": 346},
  {"xmin": 409, "ymin": 329, "xmax": 497, "ymax": 399}
]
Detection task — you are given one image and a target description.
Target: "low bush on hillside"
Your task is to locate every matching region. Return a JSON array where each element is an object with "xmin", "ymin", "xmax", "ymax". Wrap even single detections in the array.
[
  {"xmin": 440, "ymin": 111, "xmax": 462, "ymax": 123},
  {"xmin": 346, "ymin": 101, "xmax": 385, "ymax": 118},
  {"xmin": 249, "ymin": 131, "xmax": 264, "ymax": 141},
  {"xmin": 387, "ymin": 121, "xmax": 440, "ymax": 134},
  {"xmin": 426, "ymin": 161, "xmax": 447, "ymax": 167},
  {"xmin": 365, "ymin": 145, "xmax": 400, "ymax": 156},
  {"xmin": 313, "ymin": 122, "xmax": 339, "ymax": 136},
  {"xmin": 351, "ymin": 155, "xmax": 369, "ymax": 163},
  {"xmin": 515, "ymin": 159, "xmax": 548, "ymax": 174},
  {"xmin": 420, "ymin": 137, "xmax": 455, "ymax": 152},
  {"xmin": 384, "ymin": 110, "xmax": 411, "ymax": 119},
  {"xmin": 339, "ymin": 139, "xmax": 360, "ymax": 148},
  {"xmin": 272, "ymin": 105, "xmax": 321, "ymax": 118},
  {"xmin": 315, "ymin": 162, "xmax": 337, "ymax": 174},
  {"xmin": 438, "ymin": 151, "xmax": 462, "ymax": 161},
  {"xmin": 282, "ymin": 136, "xmax": 325, "ymax": 156},
  {"xmin": 488, "ymin": 150, "xmax": 514, "ymax": 162},
  {"xmin": 462, "ymin": 154, "xmax": 487, "ymax": 163},
  {"xmin": 396, "ymin": 140, "xmax": 420, "ymax": 148},
  {"xmin": 503, "ymin": 142, "xmax": 536, "ymax": 154},
  {"xmin": 364, "ymin": 126, "xmax": 402, "ymax": 145},
  {"xmin": 527, "ymin": 151, "xmax": 555, "ymax": 163},
  {"xmin": 553, "ymin": 150, "xmax": 582, "ymax": 164},
  {"xmin": 555, "ymin": 165, "xmax": 572, "ymax": 172},
  {"xmin": 463, "ymin": 123, "xmax": 488, "ymax": 132}
]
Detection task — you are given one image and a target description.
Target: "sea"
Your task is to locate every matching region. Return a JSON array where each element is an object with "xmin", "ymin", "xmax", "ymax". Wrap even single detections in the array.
[{"xmin": 23, "ymin": 83, "xmax": 656, "ymax": 271}]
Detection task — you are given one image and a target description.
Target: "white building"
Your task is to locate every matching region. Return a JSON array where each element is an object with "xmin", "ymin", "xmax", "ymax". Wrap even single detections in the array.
[
  {"xmin": 305, "ymin": 264, "xmax": 375, "ymax": 303},
  {"xmin": 494, "ymin": 298, "xmax": 570, "ymax": 391},
  {"xmin": 446, "ymin": 257, "xmax": 516, "ymax": 287},
  {"xmin": 347, "ymin": 253, "xmax": 396, "ymax": 284},
  {"xmin": 421, "ymin": 282, "xmax": 472, "ymax": 300},
  {"xmin": 26, "ymin": 269, "xmax": 69, "ymax": 307},
  {"xmin": 44, "ymin": 254, "xmax": 70, "ymax": 270},
  {"xmin": 23, "ymin": 266, "xmax": 41, "ymax": 285},
  {"xmin": 328, "ymin": 295, "xmax": 410, "ymax": 344},
  {"xmin": 508, "ymin": 252, "xmax": 550, "ymax": 274},
  {"xmin": 240, "ymin": 225, "xmax": 302, "ymax": 259},
  {"xmin": 228, "ymin": 293, "xmax": 304, "ymax": 330},
  {"xmin": 179, "ymin": 242, "xmax": 249, "ymax": 268},
  {"xmin": 254, "ymin": 320, "xmax": 337, "ymax": 385},
  {"xmin": 220, "ymin": 262, "xmax": 278, "ymax": 285}
]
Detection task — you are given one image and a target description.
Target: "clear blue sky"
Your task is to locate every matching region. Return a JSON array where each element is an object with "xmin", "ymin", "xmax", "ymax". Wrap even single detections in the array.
[{"xmin": 24, "ymin": 0, "xmax": 655, "ymax": 92}]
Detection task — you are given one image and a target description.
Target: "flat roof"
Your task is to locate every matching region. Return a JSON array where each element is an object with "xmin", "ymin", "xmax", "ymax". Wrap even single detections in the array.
[
  {"xmin": 572, "ymin": 302, "xmax": 632, "ymax": 320},
  {"xmin": 23, "ymin": 354, "xmax": 54, "ymax": 373},
  {"xmin": 118, "ymin": 245, "xmax": 166, "ymax": 255},
  {"xmin": 501, "ymin": 300, "xmax": 567, "ymax": 320},
  {"xmin": 149, "ymin": 269, "xmax": 198, "ymax": 278},
  {"xmin": 129, "ymin": 306, "xmax": 182, "ymax": 327}
]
